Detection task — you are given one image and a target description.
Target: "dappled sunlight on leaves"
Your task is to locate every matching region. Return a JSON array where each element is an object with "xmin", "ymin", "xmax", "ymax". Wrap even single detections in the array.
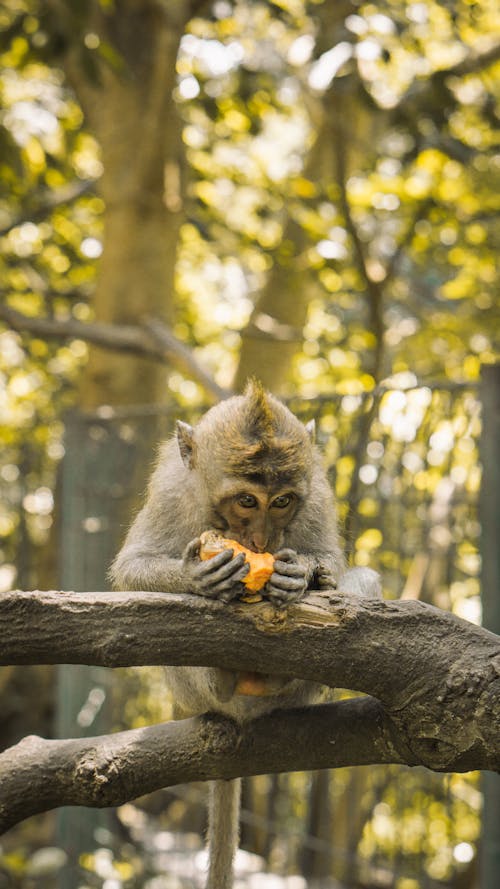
[{"xmin": 0, "ymin": 0, "xmax": 498, "ymax": 884}]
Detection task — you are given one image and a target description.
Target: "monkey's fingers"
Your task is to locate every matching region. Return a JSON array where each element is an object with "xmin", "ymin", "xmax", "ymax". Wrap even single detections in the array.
[
  {"xmin": 272, "ymin": 560, "xmax": 304, "ymax": 578},
  {"xmin": 267, "ymin": 571, "xmax": 306, "ymax": 594},
  {"xmin": 218, "ymin": 581, "xmax": 248, "ymax": 604},
  {"xmin": 200, "ymin": 553, "xmax": 250, "ymax": 587},
  {"xmin": 182, "ymin": 538, "xmax": 202, "ymax": 561},
  {"xmin": 316, "ymin": 570, "xmax": 336, "ymax": 590},
  {"xmin": 266, "ymin": 583, "xmax": 306, "ymax": 606},
  {"xmin": 214, "ymin": 562, "xmax": 251, "ymax": 591},
  {"xmin": 202, "ymin": 569, "xmax": 249, "ymax": 600},
  {"xmin": 199, "ymin": 548, "xmax": 243, "ymax": 575},
  {"xmin": 273, "ymin": 548, "xmax": 298, "ymax": 563}
]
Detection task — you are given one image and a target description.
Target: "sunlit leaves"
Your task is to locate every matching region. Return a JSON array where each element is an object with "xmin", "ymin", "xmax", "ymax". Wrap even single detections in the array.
[
  {"xmin": 360, "ymin": 772, "xmax": 481, "ymax": 884},
  {"xmin": 173, "ymin": 0, "xmax": 500, "ymax": 396},
  {"xmin": 0, "ymin": 8, "xmax": 102, "ymax": 579},
  {"xmin": 0, "ymin": 5, "xmax": 495, "ymax": 887}
]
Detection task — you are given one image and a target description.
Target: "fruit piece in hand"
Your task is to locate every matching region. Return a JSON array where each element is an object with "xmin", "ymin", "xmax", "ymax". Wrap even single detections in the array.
[{"xmin": 199, "ymin": 530, "xmax": 274, "ymax": 600}]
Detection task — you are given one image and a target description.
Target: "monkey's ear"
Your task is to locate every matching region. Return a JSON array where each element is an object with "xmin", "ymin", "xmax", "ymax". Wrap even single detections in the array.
[
  {"xmin": 176, "ymin": 421, "xmax": 195, "ymax": 469},
  {"xmin": 304, "ymin": 419, "xmax": 316, "ymax": 442}
]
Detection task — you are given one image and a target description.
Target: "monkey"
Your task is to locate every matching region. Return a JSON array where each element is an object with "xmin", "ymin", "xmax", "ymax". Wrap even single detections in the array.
[{"xmin": 110, "ymin": 380, "xmax": 381, "ymax": 889}]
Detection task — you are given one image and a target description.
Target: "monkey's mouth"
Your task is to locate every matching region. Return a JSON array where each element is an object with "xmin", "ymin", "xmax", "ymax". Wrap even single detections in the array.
[
  {"xmin": 227, "ymin": 533, "xmax": 274, "ymax": 554},
  {"xmin": 212, "ymin": 522, "xmax": 275, "ymax": 554},
  {"xmin": 225, "ymin": 533, "xmax": 263, "ymax": 553}
]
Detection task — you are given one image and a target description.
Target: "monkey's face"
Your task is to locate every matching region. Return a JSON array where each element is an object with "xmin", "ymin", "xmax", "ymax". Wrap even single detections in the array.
[{"xmin": 210, "ymin": 483, "xmax": 301, "ymax": 553}]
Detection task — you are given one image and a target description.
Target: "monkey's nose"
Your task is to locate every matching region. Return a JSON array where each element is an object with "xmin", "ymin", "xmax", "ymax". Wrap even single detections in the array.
[{"xmin": 250, "ymin": 535, "xmax": 268, "ymax": 553}]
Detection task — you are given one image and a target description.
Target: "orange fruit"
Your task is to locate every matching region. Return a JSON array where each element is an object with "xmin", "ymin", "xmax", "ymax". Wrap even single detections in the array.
[{"xmin": 199, "ymin": 530, "xmax": 274, "ymax": 597}]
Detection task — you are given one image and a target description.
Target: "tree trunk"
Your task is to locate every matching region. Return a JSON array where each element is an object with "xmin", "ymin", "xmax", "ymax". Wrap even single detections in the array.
[
  {"xmin": 233, "ymin": 0, "xmax": 387, "ymax": 394},
  {"xmin": 41, "ymin": 9, "xmax": 194, "ymax": 879},
  {"xmin": 53, "ymin": 0, "xmax": 192, "ymax": 408},
  {"xmin": 300, "ymin": 770, "xmax": 333, "ymax": 880}
]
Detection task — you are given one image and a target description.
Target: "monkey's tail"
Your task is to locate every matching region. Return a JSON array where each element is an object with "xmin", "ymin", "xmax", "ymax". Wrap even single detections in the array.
[{"xmin": 206, "ymin": 777, "xmax": 241, "ymax": 889}]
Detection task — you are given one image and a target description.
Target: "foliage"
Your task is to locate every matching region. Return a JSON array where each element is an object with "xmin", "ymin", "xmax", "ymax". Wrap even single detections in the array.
[
  {"xmin": 0, "ymin": 4, "xmax": 102, "ymax": 582},
  {"xmin": 175, "ymin": 0, "xmax": 499, "ymax": 389},
  {"xmin": 0, "ymin": 0, "xmax": 498, "ymax": 886},
  {"xmin": 0, "ymin": 0, "xmax": 497, "ymax": 584}
]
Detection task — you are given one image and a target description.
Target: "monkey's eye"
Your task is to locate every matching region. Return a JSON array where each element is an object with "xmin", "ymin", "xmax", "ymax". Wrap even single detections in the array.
[
  {"xmin": 272, "ymin": 494, "xmax": 293, "ymax": 509},
  {"xmin": 237, "ymin": 494, "xmax": 258, "ymax": 508}
]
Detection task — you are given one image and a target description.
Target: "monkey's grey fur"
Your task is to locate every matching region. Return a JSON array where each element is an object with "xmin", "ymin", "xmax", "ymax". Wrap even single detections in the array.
[{"xmin": 110, "ymin": 383, "xmax": 381, "ymax": 889}]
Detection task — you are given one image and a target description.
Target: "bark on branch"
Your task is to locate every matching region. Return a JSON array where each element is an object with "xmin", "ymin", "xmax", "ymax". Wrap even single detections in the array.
[
  {"xmin": 2, "ymin": 588, "xmax": 499, "ymax": 804},
  {"xmin": 0, "ymin": 697, "xmax": 405, "ymax": 834}
]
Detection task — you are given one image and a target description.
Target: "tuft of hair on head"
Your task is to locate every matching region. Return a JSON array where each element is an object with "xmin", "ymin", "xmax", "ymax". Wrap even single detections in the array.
[
  {"xmin": 242, "ymin": 377, "xmax": 275, "ymax": 440},
  {"xmin": 215, "ymin": 378, "xmax": 312, "ymax": 482},
  {"xmin": 192, "ymin": 380, "xmax": 314, "ymax": 487}
]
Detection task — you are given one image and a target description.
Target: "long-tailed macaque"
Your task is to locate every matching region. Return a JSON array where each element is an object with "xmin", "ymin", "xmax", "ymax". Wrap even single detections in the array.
[{"xmin": 110, "ymin": 381, "xmax": 380, "ymax": 889}]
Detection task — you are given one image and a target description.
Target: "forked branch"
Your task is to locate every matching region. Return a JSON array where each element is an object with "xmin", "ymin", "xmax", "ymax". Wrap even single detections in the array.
[{"xmin": 0, "ymin": 588, "xmax": 499, "ymax": 832}]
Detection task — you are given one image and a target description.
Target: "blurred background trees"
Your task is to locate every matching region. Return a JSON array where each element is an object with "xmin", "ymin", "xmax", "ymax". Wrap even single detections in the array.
[{"xmin": 0, "ymin": 0, "xmax": 499, "ymax": 887}]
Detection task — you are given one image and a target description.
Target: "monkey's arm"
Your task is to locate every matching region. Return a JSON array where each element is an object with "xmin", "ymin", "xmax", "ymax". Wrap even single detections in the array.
[
  {"xmin": 110, "ymin": 544, "xmax": 191, "ymax": 593},
  {"xmin": 110, "ymin": 540, "xmax": 250, "ymax": 598},
  {"xmin": 110, "ymin": 486, "xmax": 251, "ymax": 600}
]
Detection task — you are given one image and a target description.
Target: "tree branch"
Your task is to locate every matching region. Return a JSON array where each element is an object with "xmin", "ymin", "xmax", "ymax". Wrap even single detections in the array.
[
  {"xmin": 329, "ymin": 79, "xmax": 385, "ymax": 383},
  {"xmin": 438, "ymin": 41, "xmax": 500, "ymax": 80},
  {"xmin": 0, "ymin": 180, "xmax": 93, "ymax": 237},
  {"xmin": 394, "ymin": 41, "xmax": 500, "ymax": 116},
  {"xmin": 2, "ymin": 590, "xmax": 499, "ymax": 776},
  {"xmin": 0, "ymin": 698, "xmax": 406, "ymax": 834},
  {"xmin": 142, "ymin": 317, "xmax": 231, "ymax": 399},
  {"xmin": 0, "ymin": 304, "xmax": 229, "ymax": 401}
]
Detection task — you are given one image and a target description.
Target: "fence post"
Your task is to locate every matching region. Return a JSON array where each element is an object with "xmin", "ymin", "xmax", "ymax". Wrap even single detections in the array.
[
  {"xmin": 56, "ymin": 409, "xmax": 161, "ymax": 888},
  {"xmin": 56, "ymin": 413, "xmax": 114, "ymax": 889},
  {"xmin": 479, "ymin": 363, "xmax": 500, "ymax": 889}
]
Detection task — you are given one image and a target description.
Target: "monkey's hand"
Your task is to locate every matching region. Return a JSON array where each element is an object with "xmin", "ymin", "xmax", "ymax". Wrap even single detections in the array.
[
  {"xmin": 182, "ymin": 538, "xmax": 250, "ymax": 602},
  {"xmin": 265, "ymin": 548, "xmax": 308, "ymax": 606}
]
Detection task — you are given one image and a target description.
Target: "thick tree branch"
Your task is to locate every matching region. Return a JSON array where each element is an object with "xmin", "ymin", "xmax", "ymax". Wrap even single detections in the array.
[
  {"xmin": 2, "ymin": 589, "xmax": 499, "ymax": 777},
  {"xmin": 0, "ymin": 698, "xmax": 405, "ymax": 834},
  {"xmin": 0, "ymin": 305, "xmax": 229, "ymax": 400}
]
